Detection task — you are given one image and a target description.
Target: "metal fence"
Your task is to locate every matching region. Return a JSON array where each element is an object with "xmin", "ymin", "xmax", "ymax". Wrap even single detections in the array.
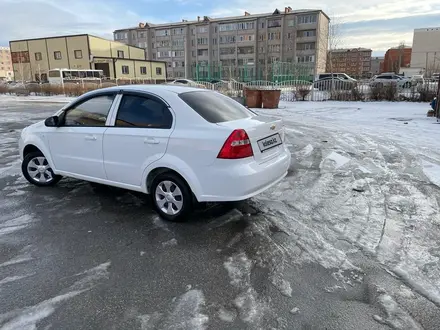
[
  {"xmin": 1, "ymin": 78, "xmax": 439, "ymax": 102},
  {"xmin": 191, "ymin": 61, "xmax": 315, "ymax": 83}
]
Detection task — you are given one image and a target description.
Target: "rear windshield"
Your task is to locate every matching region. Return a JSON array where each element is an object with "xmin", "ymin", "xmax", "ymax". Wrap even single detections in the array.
[{"xmin": 178, "ymin": 91, "xmax": 253, "ymax": 123}]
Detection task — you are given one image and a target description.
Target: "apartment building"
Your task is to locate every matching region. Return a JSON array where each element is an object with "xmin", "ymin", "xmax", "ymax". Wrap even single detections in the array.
[
  {"xmin": 0, "ymin": 47, "xmax": 13, "ymax": 81},
  {"xmin": 9, "ymin": 34, "xmax": 166, "ymax": 82},
  {"xmin": 382, "ymin": 46, "xmax": 411, "ymax": 74},
  {"xmin": 114, "ymin": 7, "xmax": 329, "ymax": 81},
  {"xmin": 410, "ymin": 27, "xmax": 440, "ymax": 76},
  {"xmin": 327, "ymin": 48, "xmax": 372, "ymax": 78}
]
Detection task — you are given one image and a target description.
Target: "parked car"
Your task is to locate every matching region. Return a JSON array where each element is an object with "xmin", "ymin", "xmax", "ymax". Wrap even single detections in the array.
[
  {"xmin": 168, "ymin": 79, "xmax": 206, "ymax": 88},
  {"xmin": 313, "ymin": 77, "xmax": 356, "ymax": 91},
  {"xmin": 410, "ymin": 75, "xmax": 425, "ymax": 85},
  {"xmin": 19, "ymin": 85, "xmax": 291, "ymax": 221},
  {"xmin": 369, "ymin": 74, "xmax": 411, "ymax": 89},
  {"xmin": 432, "ymin": 73, "xmax": 439, "ymax": 82},
  {"xmin": 314, "ymin": 73, "xmax": 357, "ymax": 82}
]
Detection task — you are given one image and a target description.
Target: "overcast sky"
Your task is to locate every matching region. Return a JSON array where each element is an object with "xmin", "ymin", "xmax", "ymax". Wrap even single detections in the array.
[{"xmin": 1, "ymin": 0, "xmax": 439, "ymax": 56}]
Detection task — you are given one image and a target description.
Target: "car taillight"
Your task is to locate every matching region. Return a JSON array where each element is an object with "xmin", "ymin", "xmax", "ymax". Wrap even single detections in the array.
[{"xmin": 217, "ymin": 129, "xmax": 253, "ymax": 159}]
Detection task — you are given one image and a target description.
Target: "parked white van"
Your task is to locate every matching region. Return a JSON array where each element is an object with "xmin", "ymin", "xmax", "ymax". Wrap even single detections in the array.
[{"xmin": 314, "ymin": 73, "xmax": 357, "ymax": 82}]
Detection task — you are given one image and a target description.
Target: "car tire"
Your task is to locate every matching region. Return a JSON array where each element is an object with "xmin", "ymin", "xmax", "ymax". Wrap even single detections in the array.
[
  {"xmin": 22, "ymin": 151, "xmax": 62, "ymax": 187},
  {"xmin": 151, "ymin": 172, "xmax": 193, "ymax": 222}
]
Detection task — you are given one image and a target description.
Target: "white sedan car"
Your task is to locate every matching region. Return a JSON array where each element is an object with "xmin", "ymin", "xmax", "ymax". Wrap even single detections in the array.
[{"xmin": 19, "ymin": 85, "xmax": 291, "ymax": 221}]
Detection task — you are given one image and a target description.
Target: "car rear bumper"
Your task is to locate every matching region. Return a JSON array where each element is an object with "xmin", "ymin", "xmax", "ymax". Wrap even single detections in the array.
[{"xmin": 196, "ymin": 146, "xmax": 291, "ymax": 202}]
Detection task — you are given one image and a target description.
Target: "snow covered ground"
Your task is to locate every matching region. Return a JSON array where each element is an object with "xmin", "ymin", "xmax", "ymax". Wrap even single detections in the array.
[
  {"xmin": 0, "ymin": 98, "xmax": 439, "ymax": 329},
  {"xmin": 255, "ymin": 101, "xmax": 440, "ymax": 310}
]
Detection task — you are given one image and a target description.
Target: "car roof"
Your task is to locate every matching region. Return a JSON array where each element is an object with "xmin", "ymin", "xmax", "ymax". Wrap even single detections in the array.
[{"xmin": 88, "ymin": 84, "xmax": 208, "ymax": 95}]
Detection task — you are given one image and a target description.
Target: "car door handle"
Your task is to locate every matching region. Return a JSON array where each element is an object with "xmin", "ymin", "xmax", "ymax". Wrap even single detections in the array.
[
  {"xmin": 144, "ymin": 138, "xmax": 159, "ymax": 144},
  {"xmin": 85, "ymin": 135, "xmax": 97, "ymax": 141}
]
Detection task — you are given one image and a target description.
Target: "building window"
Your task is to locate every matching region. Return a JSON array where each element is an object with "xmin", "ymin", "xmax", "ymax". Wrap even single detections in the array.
[
  {"xmin": 54, "ymin": 51, "xmax": 62, "ymax": 60},
  {"xmin": 117, "ymin": 50, "xmax": 124, "ymax": 58},
  {"xmin": 268, "ymin": 19, "xmax": 281, "ymax": 28},
  {"xmin": 296, "ymin": 42, "xmax": 316, "ymax": 50},
  {"xmin": 238, "ymin": 46, "xmax": 254, "ymax": 54},
  {"xmin": 298, "ymin": 15, "xmax": 317, "ymax": 24},
  {"xmin": 35, "ymin": 52, "xmax": 42, "ymax": 61},
  {"xmin": 268, "ymin": 32, "xmax": 281, "ymax": 40},
  {"xmin": 198, "ymin": 26, "xmax": 208, "ymax": 33},
  {"xmin": 197, "ymin": 49, "xmax": 208, "ymax": 56},
  {"xmin": 197, "ymin": 38, "xmax": 208, "ymax": 45},
  {"xmin": 219, "ymin": 23, "xmax": 238, "ymax": 32},
  {"xmin": 297, "ymin": 55, "xmax": 315, "ymax": 63},
  {"xmin": 122, "ymin": 65, "xmax": 129, "ymax": 74},
  {"xmin": 297, "ymin": 30, "xmax": 316, "ymax": 37},
  {"xmin": 156, "ymin": 29, "xmax": 170, "ymax": 36},
  {"xmin": 74, "ymin": 50, "xmax": 83, "ymax": 59},
  {"xmin": 156, "ymin": 67, "xmax": 162, "ymax": 75},
  {"xmin": 140, "ymin": 66, "xmax": 147, "ymax": 75},
  {"xmin": 287, "ymin": 20, "xmax": 295, "ymax": 27},
  {"xmin": 219, "ymin": 36, "xmax": 236, "ymax": 44}
]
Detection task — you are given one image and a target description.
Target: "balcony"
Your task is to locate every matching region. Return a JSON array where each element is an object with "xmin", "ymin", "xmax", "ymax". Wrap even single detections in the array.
[{"xmin": 296, "ymin": 36, "xmax": 316, "ymax": 43}]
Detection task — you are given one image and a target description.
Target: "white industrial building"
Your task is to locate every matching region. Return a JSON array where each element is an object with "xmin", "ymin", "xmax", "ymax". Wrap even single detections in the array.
[{"xmin": 410, "ymin": 27, "xmax": 440, "ymax": 77}]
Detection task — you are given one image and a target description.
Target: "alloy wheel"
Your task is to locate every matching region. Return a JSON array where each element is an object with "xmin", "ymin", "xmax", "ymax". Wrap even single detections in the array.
[
  {"xmin": 155, "ymin": 180, "xmax": 183, "ymax": 215},
  {"xmin": 26, "ymin": 156, "xmax": 54, "ymax": 183}
]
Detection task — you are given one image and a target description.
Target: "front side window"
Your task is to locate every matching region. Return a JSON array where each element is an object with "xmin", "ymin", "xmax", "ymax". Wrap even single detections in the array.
[
  {"xmin": 115, "ymin": 95, "xmax": 172, "ymax": 128},
  {"xmin": 63, "ymin": 95, "xmax": 115, "ymax": 127}
]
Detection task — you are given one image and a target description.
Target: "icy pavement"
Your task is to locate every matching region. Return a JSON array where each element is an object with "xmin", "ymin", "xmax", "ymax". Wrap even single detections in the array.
[
  {"xmin": 0, "ymin": 94, "xmax": 75, "ymax": 104},
  {"xmin": 0, "ymin": 100, "xmax": 439, "ymax": 329},
  {"xmin": 255, "ymin": 101, "xmax": 440, "ymax": 311}
]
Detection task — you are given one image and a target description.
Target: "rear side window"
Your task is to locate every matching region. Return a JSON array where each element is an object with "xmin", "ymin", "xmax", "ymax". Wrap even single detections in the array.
[
  {"xmin": 178, "ymin": 91, "xmax": 253, "ymax": 123},
  {"xmin": 116, "ymin": 95, "xmax": 172, "ymax": 128}
]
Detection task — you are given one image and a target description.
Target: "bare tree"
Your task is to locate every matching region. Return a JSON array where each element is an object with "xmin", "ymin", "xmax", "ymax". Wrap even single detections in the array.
[{"xmin": 322, "ymin": 14, "xmax": 344, "ymax": 76}]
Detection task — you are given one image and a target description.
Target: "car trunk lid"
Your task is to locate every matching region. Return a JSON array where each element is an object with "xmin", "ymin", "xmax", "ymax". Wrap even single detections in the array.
[{"xmin": 217, "ymin": 115, "xmax": 284, "ymax": 163}]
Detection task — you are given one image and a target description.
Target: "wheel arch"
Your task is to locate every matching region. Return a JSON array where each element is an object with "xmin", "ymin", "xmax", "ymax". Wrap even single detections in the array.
[
  {"xmin": 21, "ymin": 139, "xmax": 56, "ymax": 172},
  {"xmin": 142, "ymin": 159, "xmax": 203, "ymax": 201}
]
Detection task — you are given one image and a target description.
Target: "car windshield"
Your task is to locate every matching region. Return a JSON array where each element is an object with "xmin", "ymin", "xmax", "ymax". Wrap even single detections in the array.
[{"xmin": 178, "ymin": 91, "xmax": 253, "ymax": 123}]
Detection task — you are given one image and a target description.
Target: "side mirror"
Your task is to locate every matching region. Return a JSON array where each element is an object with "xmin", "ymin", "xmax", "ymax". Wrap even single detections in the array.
[{"xmin": 44, "ymin": 116, "xmax": 59, "ymax": 127}]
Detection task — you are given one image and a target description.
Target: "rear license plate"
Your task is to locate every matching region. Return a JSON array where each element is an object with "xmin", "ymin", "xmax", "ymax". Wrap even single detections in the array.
[{"xmin": 257, "ymin": 133, "xmax": 282, "ymax": 152}]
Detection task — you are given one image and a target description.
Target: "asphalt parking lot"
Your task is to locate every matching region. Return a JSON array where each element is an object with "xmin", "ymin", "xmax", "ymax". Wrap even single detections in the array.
[{"xmin": 0, "ymin": 100, "xmax": 439, "ymax": 330}]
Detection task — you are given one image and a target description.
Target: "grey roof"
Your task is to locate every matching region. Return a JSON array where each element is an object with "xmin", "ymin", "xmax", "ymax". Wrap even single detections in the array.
[{"xmin": 114, "ymin": 9, "xmax": 328, "ymax": 32}]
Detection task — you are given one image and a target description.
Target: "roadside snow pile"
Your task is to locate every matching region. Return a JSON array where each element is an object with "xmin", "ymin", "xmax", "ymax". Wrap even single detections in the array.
[{"xmin": 255, "ymin": 101, "xmax": 440, "ymax": 306}]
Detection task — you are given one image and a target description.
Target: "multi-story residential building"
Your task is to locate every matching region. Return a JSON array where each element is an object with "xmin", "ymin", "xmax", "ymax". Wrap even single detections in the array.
[
  {"xmin": 327, "ymin": 48, "xmax": 372, "ymax": 78},
  {"xmin": 382, "ymin": 46, "xmax": 411, "ymax": 74},
  {"xmin": 370, "ymin": 56, "xmax": 383, "ymax": 75},
  {"xmin": 410, "ymin": 27, "xmax": 440, "ymax": 77},
  {"xmin": 114, "ymin": 7, "xmax": 329, "ymax": 81},
  {"xmin": 9, "ymin": 34, "xmax": 167, "ymax": 82},
  {"xmin": 0, "ymin": 46, "xmax": 13, "ymax": 81}
]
